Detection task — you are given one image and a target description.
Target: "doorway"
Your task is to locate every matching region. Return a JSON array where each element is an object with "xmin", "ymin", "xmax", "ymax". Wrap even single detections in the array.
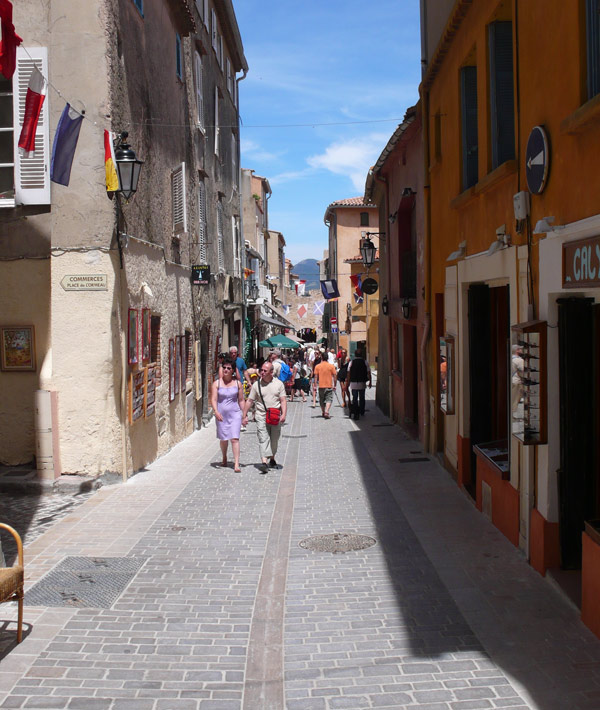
[
  {"xmin": 467, "ymin": 283, "xmax": 510, "ymax": 496},
  {"xmin": 557, "ymin": 298, "xmax": 600, "ymax": 570}
]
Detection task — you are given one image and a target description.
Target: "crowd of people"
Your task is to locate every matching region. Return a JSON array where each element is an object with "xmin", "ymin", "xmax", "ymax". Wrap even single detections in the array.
[{"xmin": 211, "ymin": 342, "xmax": 372, "ymax": 473}]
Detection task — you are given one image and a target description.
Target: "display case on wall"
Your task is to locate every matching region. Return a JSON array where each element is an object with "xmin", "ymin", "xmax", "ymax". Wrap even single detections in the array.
[
  {"xmin": 511, "ymin": 320, "xmax": 547, "ymax": 445},
  {"xmin": 439, "ymin": 335, "xmax": 455, "ymax": 415}
]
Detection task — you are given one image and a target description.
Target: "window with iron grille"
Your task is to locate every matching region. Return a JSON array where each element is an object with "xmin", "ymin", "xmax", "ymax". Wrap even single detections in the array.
[
  {"xmin": 198, "ymin": 180, "xmax": 207, "ymax": 262},
  {"xmin": 217, "ymin": 199, "xmax": 225, "ymax": 271}
]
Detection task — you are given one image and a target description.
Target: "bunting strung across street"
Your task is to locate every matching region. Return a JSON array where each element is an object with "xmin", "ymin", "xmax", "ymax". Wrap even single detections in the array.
[
  {"xmin": 0, "ymin": 0, "xmax": 22, "ymax": 80},
  {"xmin": 282, "ymin": 305, "xmax": 290, "ymax": 315},
  {"xmin": 297, "ymin": 304, "xmax": 307, "ymax": 319},
  {"xmin": 18, "ymin": 65, "xmax": 46, "ymax": 157},
  {"xmin": 295, "ymin": 279, "xmax": 306, "ymax": 296},
  {"xmin": 313, "ymin": 300, "xmax": 325, "ymax": 316},
  {"xmin": 350, "ymin": 273, "xmax": 363, "ymax": 298},
  {"xmin": 320, "ymin": 279, "xmax": 340, "ymax": 300},
  {"xmin": 50, "ymin": 104, "xmax": 84, "ymax": 186}
]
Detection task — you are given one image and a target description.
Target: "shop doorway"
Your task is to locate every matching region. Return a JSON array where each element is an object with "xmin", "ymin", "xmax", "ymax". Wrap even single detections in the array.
[
  {"xmin": 467, "ymin": 283, "xmax": 510, "ymax": 497},
  {"xmin": 557, "ymin": 298, "xmax": 600, "ymax": 570}
]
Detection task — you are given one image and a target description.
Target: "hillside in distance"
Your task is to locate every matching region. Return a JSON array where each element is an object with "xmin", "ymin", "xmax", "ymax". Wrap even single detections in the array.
[{"xmin": 291, "ymin": 259, "xmax": 320, "ymax": 291}]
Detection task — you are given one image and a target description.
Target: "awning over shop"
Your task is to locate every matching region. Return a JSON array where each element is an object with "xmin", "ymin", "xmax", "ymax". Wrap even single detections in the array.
[{"xmin": 260, "ymin": 313, "xmax": 291, "ymax": 329}]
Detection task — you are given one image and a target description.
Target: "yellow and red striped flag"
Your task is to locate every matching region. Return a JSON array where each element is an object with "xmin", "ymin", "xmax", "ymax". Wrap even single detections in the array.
[{"xmin": 104, "ymin": 130, "xmax": 119, "ymax": 194}]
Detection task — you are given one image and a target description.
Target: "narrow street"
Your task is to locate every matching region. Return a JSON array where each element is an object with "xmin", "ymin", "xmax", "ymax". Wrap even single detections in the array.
[{"xmin": 1, "ymin": 390, "xmax": 599, "ymax": 710}]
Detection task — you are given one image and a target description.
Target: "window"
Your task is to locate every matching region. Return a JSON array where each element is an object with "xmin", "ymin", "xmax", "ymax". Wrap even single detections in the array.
[
  {"xmin": 211, "ymin": 9, "xmax": 218, "ymax": 52},
  {"xmin": 227, "ymin": 58, "xmax": 233, "ymax": 95},
  {"xmin": 360, "ymin": 212, "xmax": 369, "ymax": 227},
  {"xmin": 217, "ymin": 199, "xmax": 225, "ymax": 271},
  {"xmin": 460, "ymin": 65, "xmax": 478, "ymax": 190},
  {"xmin": 197, "ymin": 179, "xmax": 207, "ymax": 262},
  {"xmin": 172, "ymin": 162, "xmax": 187, "ymax": 234},
  {"xmin": 231, "ymin": 130, "xmax": 237, "ymax": 181},
  {"xmin": 175, "ymin": 33, "xmax": 182, "ymax": 79},
  {"xmin": 150, "ymin": 315, "xmax": 162, "ymax": 385},
  {"xmin": 133, "ymin": 0, "xmax": 143, "ymax": 15},
  {"xmin": 194, "ymin": 52, "xmax": 204, "ymax": 129},
  {"xmin": 489, "ymin": 21, "xmax": 515, "ymax": 169},
  {"xmin": 185, "ymin": 330, "xmax": 193, "ymax": 381},
  {"xmin": 214, "ymin": 86, "xmax": 220, "ymax": 157},
  {"xmin": 203, "ymin": 0, "xmax": 209, "ymax": 29},
  {"xmin": 0, "ymin": 47, "xmax": 50, "ymax": 207},
  {"xmin": 232, "ymin": 215, "xmax": 240, "ymax": 276},
  {"xmin": 587, "ymin": 0, "xmax": 600, "ymax": 99},
  {"xmin": 218, "ymin": 34, "xmax": 224, "ymax": 69}
]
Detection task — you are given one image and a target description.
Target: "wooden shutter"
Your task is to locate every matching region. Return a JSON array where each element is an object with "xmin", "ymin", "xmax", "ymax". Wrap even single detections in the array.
[
  {"xmin": 211, "ymin": 9, "xmax": 217, "ymax": 52},
  {"xmin": 198, "ymin": 180, "xmax": 207, "ymax": 262},
  {"xmin": 214, "ymin": 86, "xmax": 220, "ymax": 157},
  {"xmin": 489, "ymin": 21, "xmax": 515, "ymax": 169},
  {"xmin": 172, "ymin": 162, "xmax": 187, "ymax": 234},
  {"xmin": 195, "ymin": 52, "xmax": 204, "ymax": 129},
  {"xmin": 217, "ymin": 199, "xmax": 224, "ymax": 271},
  {"xmin": 587, "ymin": 0, "xmax": 600, "ymax": 99},
  {"xmin": 460, "ymin": 65, "xmax": 478, "ymax": 190},
  {"xmin": 14, "ymin": 47, "xmax": 50, "ymax": 205}
]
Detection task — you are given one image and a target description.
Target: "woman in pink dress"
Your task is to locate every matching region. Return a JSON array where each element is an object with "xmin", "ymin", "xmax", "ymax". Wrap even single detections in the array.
[{"xmin": 210, "ymin": 359, "xmax": 244, "ymax": 471}]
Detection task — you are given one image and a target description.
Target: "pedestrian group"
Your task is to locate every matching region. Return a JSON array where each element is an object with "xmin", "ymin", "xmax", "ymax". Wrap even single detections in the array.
[{"xmin": 210, "ymin": 343, "xmax": 371, "ymax": 473}]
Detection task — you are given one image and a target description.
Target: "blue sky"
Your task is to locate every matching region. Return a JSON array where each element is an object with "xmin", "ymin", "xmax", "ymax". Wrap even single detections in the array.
[{"xmin": 235, "ymin": 1, "xmax": 422, "ymax": 265}]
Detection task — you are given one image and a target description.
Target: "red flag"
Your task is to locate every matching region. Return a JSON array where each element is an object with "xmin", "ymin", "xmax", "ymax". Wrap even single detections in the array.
[
  {"xmin": 0, "ymin": 0, "xmax": 22, "ymax": 80},
  {"xmin": 18, "ymin": 66, "xmax": 46, "ymax": 157},
  {"xmin": 350, "ymin": 273, "xmax": 363, "ymax": 297}
]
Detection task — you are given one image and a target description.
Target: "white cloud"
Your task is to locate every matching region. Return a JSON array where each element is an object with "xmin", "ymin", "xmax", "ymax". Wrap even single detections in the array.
[
  {"xmin": 307, "ymin": 134, "xmax": 388, "ymax": 192},
  {"xmin": 240, "ymin": 138, "xmax": 282, "ymax": 163}
]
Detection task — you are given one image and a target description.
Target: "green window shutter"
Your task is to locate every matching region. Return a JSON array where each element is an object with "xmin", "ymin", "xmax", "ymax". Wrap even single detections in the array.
[
  {"xmin": 460, "ymin": 66, "xmax": 478, "ymax": 190},
  {"xmin": 489, "ymin": 21, "xmax": 515, "ymax": 169}
]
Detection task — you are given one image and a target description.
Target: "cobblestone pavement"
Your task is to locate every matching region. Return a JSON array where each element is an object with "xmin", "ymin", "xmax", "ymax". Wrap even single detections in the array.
[{"xmin": 0, "ymin": 389, "xmax": 599, "ymax": 709}]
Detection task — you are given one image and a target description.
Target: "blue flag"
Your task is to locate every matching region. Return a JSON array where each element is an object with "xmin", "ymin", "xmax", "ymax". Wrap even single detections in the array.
[
  {"xmin": 50, "ymin": 104, "xmax": 84, "ymax": 186},
  {"xmin": 320, "ymin": 279, "xmax": 340, "ymax": 300}
]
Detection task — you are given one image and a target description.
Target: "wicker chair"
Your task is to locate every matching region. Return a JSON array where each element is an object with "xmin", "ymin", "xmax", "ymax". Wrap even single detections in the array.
[{"xmin": 0, "ymin": 523, "xmax": 24, "ymax": 643}]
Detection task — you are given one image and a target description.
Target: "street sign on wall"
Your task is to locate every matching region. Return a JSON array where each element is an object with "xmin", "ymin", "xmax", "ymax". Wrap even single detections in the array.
[{"xmin": 191, "ymin": 264, "xmax": 210, "ymax": 285}]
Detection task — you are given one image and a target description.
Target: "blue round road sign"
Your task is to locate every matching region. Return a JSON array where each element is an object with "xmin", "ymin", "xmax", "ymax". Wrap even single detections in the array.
[{"xmin": 525, "ymin": 126, "xmax": 549, "ymax": 194}]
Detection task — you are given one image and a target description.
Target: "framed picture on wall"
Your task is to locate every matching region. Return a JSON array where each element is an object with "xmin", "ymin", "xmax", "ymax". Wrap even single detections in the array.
[
  {"xmin": 141, "ymin": 309, "xmax": 151, "ymax": 361},
  {"xmin": 128, "ymin": 309, "xmax": 138, "ymax": 365},
  {"xmin": 169, "ymin": 338, "xmax": 175, "ymax": 401},
  {"xmin": 175, "ymin": 335, "xmax": 182, "ymax": 395},
  {"xmin": 0, "ymin": 326, "xmax": 36, "ymax": 371}
]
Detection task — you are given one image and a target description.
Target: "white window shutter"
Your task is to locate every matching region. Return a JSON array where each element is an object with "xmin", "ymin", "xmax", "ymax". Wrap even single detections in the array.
[
  {"xmin": 195, "ymin": 52, "xmax": 204, "ymax": 129},
  {"xmin": 232, "ymin": 215, "xmax": 240, "ymax": 276},
  {"xmin": 198, "ymin": 181, "xmax": 207, "ymax": 262},
  {"xmin": 217, "ymin": 200, "xmax": 224, "ymax": 271},
  {"xmin": 14, "ymin": 47, "xmax": 50, "ymax": 205},
  {"xmin": 172, "ymin": 162, "xmax": 187, "ymax": 234},
  {"xmin": 211, "ymin": 10, "xmax": 217, "ymax": 52},
  {"xmin": 203, "ymin": 0, "xmax": 209, "ymax": 29},
  {"xmin": 214, "ymin": 86, "xmax": 220, "ymax": 157}
]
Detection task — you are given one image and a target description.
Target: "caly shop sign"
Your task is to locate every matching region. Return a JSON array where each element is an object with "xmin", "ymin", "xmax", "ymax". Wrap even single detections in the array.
[{"xmin": 563, "ymin": 235, "xmax": 600, "ymax": 288}]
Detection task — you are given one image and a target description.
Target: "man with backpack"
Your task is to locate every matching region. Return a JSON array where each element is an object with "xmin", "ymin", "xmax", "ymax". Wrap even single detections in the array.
[{"xmin": 346, "ymin": 347, "xmax": 371, "ymax": 420}]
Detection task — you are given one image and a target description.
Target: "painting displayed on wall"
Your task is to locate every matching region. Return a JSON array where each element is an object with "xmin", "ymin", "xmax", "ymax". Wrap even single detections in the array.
[
  {"xmin": 169, "ymin": 338, "xmax": 175, "ymax": 402},
  {"xmin": 175, "ymin": 335, "xmax": 182, "ymax": 395},
  {"xmin": 141, "ymin": 309, "xmax": 150, "ymax": 361},
  {"xmin": 128, "ymin": 308, "xmax": 138, "ymax": 365},
  {"xmin": 1, "ymin": 326, "xmax": 36, "ymax": 371}
]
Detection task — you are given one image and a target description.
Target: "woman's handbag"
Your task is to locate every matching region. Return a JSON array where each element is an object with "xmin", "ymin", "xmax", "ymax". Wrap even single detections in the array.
[{"xmin": 258, "ymin": 381, "xmax": 281, "ymax": 425}]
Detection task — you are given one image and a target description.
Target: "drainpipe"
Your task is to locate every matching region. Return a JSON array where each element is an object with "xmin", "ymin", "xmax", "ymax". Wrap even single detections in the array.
[{"xmin": 420, "ymin": 85, "xmax": 433, "ymax": 453}]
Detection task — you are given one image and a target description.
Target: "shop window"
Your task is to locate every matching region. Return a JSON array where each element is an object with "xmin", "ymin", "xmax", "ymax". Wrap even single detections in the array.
[
  {"xmin": 587, "ymin": 0, "xmax": 600, "ymax": 99},
  {"xmin": 460, "ymin": 65, "xmax": 478, "ymax": 190},
  {"xmin": 488, "ymin": 21, "xmax": 515, "ymax": 169}
]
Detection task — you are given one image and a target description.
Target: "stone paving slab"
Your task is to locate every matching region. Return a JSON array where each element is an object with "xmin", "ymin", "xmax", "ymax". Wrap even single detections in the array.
[{"xmin": 0, "ymin": 388, "xmax": 598, "ymax": 709}]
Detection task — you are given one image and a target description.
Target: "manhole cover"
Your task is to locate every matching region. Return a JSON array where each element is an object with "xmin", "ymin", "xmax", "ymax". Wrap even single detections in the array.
[
  {"xmin": 25, "ymin": 556, "xmax": 147, "ymax": 608},
  {"xmin": 299, "ymin": 533, "xmax": 376, "ymax": 554}
]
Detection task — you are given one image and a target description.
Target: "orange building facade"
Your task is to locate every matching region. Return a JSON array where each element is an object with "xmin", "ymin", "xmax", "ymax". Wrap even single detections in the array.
[{"xmin": 422, "ymin": 0, "xmax": 600, "ymax": 635}]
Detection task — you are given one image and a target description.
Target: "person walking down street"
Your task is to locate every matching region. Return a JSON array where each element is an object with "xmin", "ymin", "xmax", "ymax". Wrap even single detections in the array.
[
  {"xmin": 210, "ymin": 358, "xmax": 244, "ymax": 471},
  {"xmin": 337, "ymin": 349, "xmax": 349, "ymax": 408},
  {"xmin": 242, "ymin": 361, "xmax": 287, "ymax": 473},
  {"xmin": 314, "ymin": 355, "xmax": 337, "ymax": 419},
  {"xmin": 290, "ymin": 357, "xmax": 307, "ymax": 403},
  {"xmin": 229, "ymin": 345, "xmax": 247, "ymax": 382},
  {"xmin": 346, "ymin": 347, "xmax": 371, "ymax": 420},
  {"xmin": 243, "ymin": 362, "xmax": 260, "ymax": 421},
  {"xmin": 310, "ymin": 350, "xmax": 322, "ymax": 408}
]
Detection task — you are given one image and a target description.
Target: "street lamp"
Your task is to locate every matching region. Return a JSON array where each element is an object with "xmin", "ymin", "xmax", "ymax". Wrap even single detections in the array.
[
  {"xmin": 359, "ymin": 233, "xmax": 377, "ymax": 268},
  {"xmin": 249, "ymin": 282, "xmax": 259, "ymax": 301},
  {"xmin": 114, "ymin": 132, "xmax": 143, "ymax": 202}
]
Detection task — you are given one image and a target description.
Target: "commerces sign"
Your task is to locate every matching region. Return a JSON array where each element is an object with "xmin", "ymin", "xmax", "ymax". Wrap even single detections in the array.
[
  {"xmin": 563, "ymin": 235, "xmax": 600, "ymax": 288},
  {"xmin": 60, "ymin": 274, "xmax": 108, "ymax": 291}
]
